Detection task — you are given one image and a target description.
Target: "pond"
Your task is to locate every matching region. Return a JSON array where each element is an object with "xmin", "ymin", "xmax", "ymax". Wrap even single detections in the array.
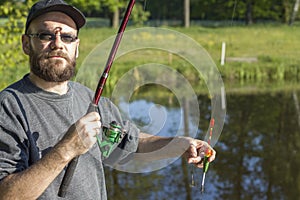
[
  {"xmin": 74, "ymin": 27, "xmax": 299, "ymax": 200},
  {"xmin": 103, "ymin": 88, "xmax": 300, "ymax": 200}
]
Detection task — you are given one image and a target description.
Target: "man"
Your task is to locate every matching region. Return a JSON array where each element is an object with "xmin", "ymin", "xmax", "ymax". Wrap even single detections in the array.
[{"xmin": 0, "ymin": 0, "xmax": 216, "ymax": 199}]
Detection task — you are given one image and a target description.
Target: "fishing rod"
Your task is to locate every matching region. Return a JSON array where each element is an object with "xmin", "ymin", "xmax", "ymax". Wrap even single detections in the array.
[{"xmin": 58, "ymin": 0, "xmax": 136, "ymax": 197}]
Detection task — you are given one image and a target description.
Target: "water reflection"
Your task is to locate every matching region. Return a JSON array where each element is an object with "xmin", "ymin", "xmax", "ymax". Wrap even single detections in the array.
[{"xmin": 104, "ymin": 89, "xmax": 300, "ymax": 200}]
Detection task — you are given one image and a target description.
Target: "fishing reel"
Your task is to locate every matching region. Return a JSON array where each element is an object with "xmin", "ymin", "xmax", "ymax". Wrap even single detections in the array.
[{"xmin": 99, "ymin": 121, "xmax": 126, "ymax": 158}]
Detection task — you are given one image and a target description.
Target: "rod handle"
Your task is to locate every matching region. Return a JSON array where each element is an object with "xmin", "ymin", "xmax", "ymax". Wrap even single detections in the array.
[
  {"xmin": 58, "ymin": 103, "xmax": 98, "ymax": 197},
  {"xmin": 57, "ymin": 156, "xmax": 79, "ymax": 197}
]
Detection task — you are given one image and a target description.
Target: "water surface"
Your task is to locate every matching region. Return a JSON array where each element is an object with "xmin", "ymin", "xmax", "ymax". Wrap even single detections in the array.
[{"xmin": 104, "ymin": 88, "xmax": 300, "ymax": 200}]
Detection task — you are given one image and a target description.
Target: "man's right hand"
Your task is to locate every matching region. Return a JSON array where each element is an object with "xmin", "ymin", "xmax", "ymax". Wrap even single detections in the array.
[
  {"xmin": 0, "ymin": 112, "xmax": 102, "ymax": 200},
  {"xmin": 60, "ymin": 112, "xmax": 101, "ymax": 160}
]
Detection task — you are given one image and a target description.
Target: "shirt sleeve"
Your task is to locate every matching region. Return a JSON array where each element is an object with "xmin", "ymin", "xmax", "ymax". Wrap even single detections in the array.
[
  {"xmin": 98, "ymin": 97, "xmax": 139, "ymax": 167},
  {"xmin": 0, "ymin": 95, "xmax": 30, "ymax": 181}
]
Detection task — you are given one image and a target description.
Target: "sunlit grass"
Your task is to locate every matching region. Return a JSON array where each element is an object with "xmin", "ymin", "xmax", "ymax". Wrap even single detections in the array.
[
  {"xmin": 1, "ymin": 21, "xmax": 300, "ymax": 93},
  {"xmin": 76, "ymin": 24, "xmax": 300, "ymax": 94}
]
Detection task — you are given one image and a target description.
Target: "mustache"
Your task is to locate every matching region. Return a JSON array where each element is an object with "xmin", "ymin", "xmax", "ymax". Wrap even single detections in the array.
[{"xmin": 47, "ymin": 51, "xmax": 69, "ymax": 59}]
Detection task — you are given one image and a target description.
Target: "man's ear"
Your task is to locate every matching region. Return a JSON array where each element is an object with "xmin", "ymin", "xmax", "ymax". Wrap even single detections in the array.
[{"xmin": 22, "ymin": 34, "xmax": 30, "ymax": 55}]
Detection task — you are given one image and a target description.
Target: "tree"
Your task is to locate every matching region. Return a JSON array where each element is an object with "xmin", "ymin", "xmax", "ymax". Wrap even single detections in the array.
[
  {"xmin": 102, "ymin": 0, "xmax": 125, "ymax": 28},
  {"xmin": 184, "ymin": 0, "xmax": 190, "ymax": 27},
  {"xmin": 69, "ymin": 0, "xmax": 102, "ymax": 16},
  {"xmin": 290, "ymin": 0, "xmax": 300, "ymax": 25},
  {"xmin": 130, "ymin": 2, "xmax": 150, "ymax": 27},
  {"xmin": 102, "ymin": 0, "xmax": 149, "ymax": 28},
  {"xmin": 245, "ymin": 0, "xmax": 254, "ymax": 24}
]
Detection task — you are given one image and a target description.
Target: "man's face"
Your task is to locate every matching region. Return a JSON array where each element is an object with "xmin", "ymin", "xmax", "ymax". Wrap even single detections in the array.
[{"xmin": 23, "ymin": 12, "xmax": 79, "ymax": 82}]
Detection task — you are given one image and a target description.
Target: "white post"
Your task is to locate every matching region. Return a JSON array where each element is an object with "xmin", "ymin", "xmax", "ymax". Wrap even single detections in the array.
[{"xmin": 221, "ymin": 42, "xmax": 226, "ymax": 66}]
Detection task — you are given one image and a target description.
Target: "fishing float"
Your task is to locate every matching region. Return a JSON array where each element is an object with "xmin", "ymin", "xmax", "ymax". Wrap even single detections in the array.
[{"xmin": 201, "ymin": 118, "xmax": 214, "ymax": 193}]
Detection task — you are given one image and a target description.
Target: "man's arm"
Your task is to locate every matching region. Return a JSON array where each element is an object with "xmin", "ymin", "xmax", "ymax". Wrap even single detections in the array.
[
  {"xmin": 0, "ymin": 112, "xmax": 101, "ymax": 200},
  {"xmin": 136, "ymin": 132, "xmax": 216, "ymax": 166}
]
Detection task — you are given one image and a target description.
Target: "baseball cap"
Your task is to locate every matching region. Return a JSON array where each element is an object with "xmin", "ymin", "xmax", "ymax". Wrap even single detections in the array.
[{"xmin": 25, "ymin": 0, "xmax": 86, "ymax": 33}]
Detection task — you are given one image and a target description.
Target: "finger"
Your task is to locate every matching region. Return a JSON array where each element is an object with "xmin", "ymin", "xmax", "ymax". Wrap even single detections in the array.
[
  {"xmin": 187, "ymin": 156, "xmax": 202, "ymax": 164},
  {"xmin": 189, "ymin": 157, "xmax": 204, "ymax": 168},
  {"xmin": 83, "ymin": 112, "xmax": 101, "ymax": 122},
  {"xmin": 194, "ymin": 140, "xmax": 208, "ymax": 149},
  {"xmin": 88, "ymin": 120, "xmax": 102, "ymax": 129},
  {"xmin": 190, "ymin": 144, "xmax": 198, "ymax": 157},
  {"xmin": 76, "ymin": 121, "xmax": 101, "ymax": 148},
  {"xmin": 197, "ymin": 148, "xmax": 205, "ymax": 158},
  {"xmin": 196, "ymin": 161, "xmax": 204, "ymax": 168},
  {"xmin": 81, "ymin": 133, "xmax": 97, "ymax": 148},
  {"xmin": 83, "ymin": 120, "xmax": 102, "ymax": 133},
  {"xmin": 88, "ymin": 130, "xmax": 100, "ymax": 138}
]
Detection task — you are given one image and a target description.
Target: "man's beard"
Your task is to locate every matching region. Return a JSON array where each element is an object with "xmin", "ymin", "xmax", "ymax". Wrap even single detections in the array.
[{"xmin": 29, "ymin": 46, "xmax": 76, "ymax": 82}]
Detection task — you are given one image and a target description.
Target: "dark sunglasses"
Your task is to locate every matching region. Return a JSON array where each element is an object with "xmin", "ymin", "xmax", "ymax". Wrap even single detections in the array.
[{"xmin": 27, "ymin": 32, "xmax": 78, "ymax": 43}]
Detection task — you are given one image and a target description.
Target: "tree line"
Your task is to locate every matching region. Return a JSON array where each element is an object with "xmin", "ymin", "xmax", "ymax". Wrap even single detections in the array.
[
  {"xmin": 0, "ymin": 0, "xmax": 299, "ymax": 88},
  {"xmin": 70, "ymin": 0, "xmax": 300, "ymax": 26},
  {"xmin": 63, "ymin": 0, "xmax": 300, "ymax": 27},
  {"xmin": 0, "ymin": 0, "xmax": 299, "ymax": 27}
]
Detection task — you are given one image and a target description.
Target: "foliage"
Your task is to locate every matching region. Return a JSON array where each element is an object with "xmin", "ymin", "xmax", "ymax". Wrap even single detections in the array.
[
  {"xmin": 101, "ymin": 0, "xmax": 125, "ymax": 13},
  {"xmin": 145, "ymin": 0, "xmax": 183, "ymax": 20},
  {"xmin": 100, "ymin": 0, "xmax": 150, "ymax": 26},
  {"xmin": 130, "ymin": 1, "xmax": 150, "ymax": 26},
  {"xmin": 69, "ymin": 0, "xmax": 102, "ymax": 16},
  {"xmin": 135, "ymin": 0, "xmax": 297, "ymax": 24},
  {"xmin": 0, "ymin": 0, "xmax": 32, "ymax": 89},
  {"xmin": 0, "ymin": 0, "xmax": 299, "ymax": 26}
]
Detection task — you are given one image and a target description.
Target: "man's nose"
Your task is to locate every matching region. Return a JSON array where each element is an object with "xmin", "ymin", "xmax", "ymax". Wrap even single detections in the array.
[
  {"xmin": 50, "ymin": 29, "xmax": 64, "ymax": 49},
  {"xmin": 50, "ymin": 34, "xmax": 63, "ymax": 49}
]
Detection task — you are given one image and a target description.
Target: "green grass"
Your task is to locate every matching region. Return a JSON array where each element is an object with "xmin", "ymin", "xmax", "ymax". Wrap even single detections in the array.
[
  {"xmin": 76, "ymin": 24, "xmax": 300, "ymax": 94},
  {"xmin": 1, "ymin": 21, "xmax": 300, "ymax": 94}
]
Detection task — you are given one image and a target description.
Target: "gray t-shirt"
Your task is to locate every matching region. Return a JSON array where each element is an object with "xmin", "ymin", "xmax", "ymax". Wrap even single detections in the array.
[{"xmin": 0, "ymin": 74, "xmax": 139, "ymax": 199}]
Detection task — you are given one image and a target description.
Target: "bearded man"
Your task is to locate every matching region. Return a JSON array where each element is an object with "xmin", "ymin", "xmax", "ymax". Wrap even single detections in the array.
[{"xmin": 0, "ymin": 0, "xmax": 216, "ymax": 199}]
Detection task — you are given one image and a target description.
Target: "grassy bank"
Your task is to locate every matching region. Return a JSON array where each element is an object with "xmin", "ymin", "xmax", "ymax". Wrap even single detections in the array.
[
  {"xmin": 1, "ymin": 23, "xmax": 300, "ymax": 93},
  {"xmin": 77, "ymin": 24, "xmax": 300, "ymax": 94}
]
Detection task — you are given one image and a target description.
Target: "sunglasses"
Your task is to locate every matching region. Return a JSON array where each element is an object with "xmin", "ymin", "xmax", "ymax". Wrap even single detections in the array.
[{"xmin": 27, "ymin": 32, "xmax": 78, "ymax": 44}]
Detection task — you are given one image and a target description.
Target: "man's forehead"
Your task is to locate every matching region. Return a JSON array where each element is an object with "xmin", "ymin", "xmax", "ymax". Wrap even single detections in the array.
[{"xmin": 28, "ymin": 11, "xmax": 77, "ymax": 32}]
